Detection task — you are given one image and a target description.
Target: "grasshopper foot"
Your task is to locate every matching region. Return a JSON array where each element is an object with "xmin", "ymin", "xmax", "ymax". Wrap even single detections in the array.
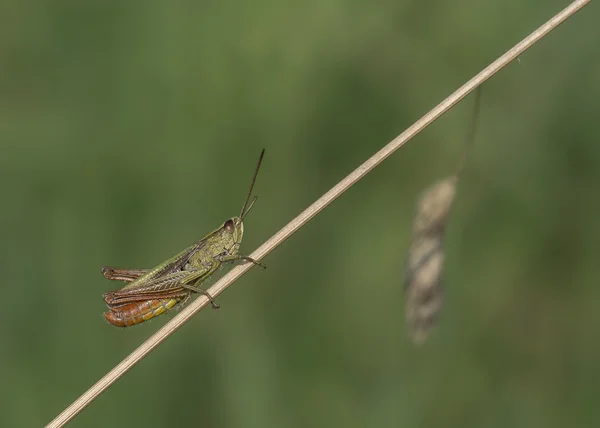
[
  {"xmin": 204, "ymin": 291, "xmax": 220, "ymax": 310},
  {"xmin": 242, "ymin": 256, "xmax": 266, "ymax": 269}
]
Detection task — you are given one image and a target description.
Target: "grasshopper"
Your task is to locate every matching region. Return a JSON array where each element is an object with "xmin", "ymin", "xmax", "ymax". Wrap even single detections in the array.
[{"xmin": 102, "ymin": 150, "xmax": 266, "ymax": 327}]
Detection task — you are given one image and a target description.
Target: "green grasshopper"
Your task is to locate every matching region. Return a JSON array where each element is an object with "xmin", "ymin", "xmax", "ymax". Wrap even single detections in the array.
[{"xmin": 102, "ymin": 150, "xmax": 266, "ymax": 327}]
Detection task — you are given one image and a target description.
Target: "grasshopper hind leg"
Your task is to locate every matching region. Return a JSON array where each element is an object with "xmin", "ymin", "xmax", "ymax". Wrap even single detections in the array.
[{"xmin": 102, "ymin": 267, "xmax": 149, "ymax": 282}]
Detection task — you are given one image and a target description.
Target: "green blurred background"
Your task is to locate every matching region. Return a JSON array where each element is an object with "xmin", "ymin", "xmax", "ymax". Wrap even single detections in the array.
[{"xmin": 1, "ymin": 1, "xmax": 598, "ymax": 427}]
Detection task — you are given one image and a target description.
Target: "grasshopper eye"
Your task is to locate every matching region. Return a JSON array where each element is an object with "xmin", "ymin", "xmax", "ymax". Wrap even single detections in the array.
[{"xmin": 224, "ymin": 219, "xmax": 234, "ymax": 231}]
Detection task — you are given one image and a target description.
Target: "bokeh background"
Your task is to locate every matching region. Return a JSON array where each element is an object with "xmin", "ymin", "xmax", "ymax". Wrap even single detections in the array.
[{"xmin": 1, "ymin": 1, "xmax": 598, "ymax": 427}]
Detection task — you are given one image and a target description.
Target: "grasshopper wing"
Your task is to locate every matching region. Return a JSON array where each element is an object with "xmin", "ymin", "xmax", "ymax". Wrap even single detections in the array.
[{"xmin": 103, "ymin": 267, "xmax": 210, "ymax": 306}]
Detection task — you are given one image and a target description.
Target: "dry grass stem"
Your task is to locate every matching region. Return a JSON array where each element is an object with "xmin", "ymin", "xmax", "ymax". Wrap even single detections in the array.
[{"xmin": 46, "ymin": 1, "xmax": 591, "ymax": 426}]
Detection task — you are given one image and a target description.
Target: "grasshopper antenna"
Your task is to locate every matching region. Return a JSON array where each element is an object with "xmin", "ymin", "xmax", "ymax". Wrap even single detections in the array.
[
  {"xmin": 240, "ymin": 149, "xmax": 265, "ymax": 219},
  {"xmin": 455, "ymin": 86, "xmax": 482, "ymax": 178}
]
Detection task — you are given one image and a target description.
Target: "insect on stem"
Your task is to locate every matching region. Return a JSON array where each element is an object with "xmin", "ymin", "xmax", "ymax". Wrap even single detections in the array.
[{"xmin": 102, "ymin": 148, "xmax": 268, "ymax": 327}]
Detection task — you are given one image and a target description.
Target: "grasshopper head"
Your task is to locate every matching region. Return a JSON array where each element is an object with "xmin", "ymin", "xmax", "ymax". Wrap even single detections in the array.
[{"xmin": 223, "ymin": 216, "xmax": 244, "ymax": 250}]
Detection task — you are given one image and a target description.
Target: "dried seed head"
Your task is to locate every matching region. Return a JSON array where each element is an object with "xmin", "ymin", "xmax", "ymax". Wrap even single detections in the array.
[{"xmin": 404, "ymin": 176, "xmax": 457, "ymax": 344}]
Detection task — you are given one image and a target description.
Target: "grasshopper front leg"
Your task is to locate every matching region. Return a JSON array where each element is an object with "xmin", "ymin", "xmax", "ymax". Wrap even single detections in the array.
[{"xmin": 218, "ymin": 254, "xmax": 266, "ymax": 269}]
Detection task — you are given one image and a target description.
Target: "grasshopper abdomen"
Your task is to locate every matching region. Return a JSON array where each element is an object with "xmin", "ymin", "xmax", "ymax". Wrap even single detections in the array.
[{"xmin": 104, "ymin": 297, "xmax": 186, "ymax": 327}]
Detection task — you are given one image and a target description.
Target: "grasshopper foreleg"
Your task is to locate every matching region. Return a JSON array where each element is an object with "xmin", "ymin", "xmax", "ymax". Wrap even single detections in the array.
[{"xmin": 218, "ymin": 254, "xmax": 266, "ymax": 269}]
